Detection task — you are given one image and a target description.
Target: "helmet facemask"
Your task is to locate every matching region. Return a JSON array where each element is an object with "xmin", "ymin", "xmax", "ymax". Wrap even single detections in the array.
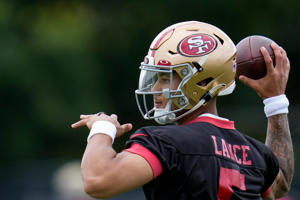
[{"xmin": 135, "ymin": 63, "xmax": 193, "ymax": 124}]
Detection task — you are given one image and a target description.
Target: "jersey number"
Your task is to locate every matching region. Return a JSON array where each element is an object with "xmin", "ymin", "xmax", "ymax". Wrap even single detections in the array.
[{"xmin": 218, "ymin": 167, "xmax": 246, "ymax": 200}]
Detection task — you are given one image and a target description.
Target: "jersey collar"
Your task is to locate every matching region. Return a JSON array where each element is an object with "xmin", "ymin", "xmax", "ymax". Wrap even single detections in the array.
[{"xmin": 182, "ymin": 113, "xmax": 235, "ymax": 130}]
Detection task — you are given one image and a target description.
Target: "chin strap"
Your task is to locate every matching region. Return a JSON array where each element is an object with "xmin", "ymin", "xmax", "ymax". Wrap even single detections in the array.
[{"xmin": 154, "ymin": 100, "xmax": 176, "ymax": 124}]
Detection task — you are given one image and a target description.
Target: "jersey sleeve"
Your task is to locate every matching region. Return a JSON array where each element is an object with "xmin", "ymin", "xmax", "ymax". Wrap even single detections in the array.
[
  {"xmin": 123, "ymin": 127, "xmax": 180, "ymax": 179},
  {"xmin": 124, "ymin": 143, "xmax": 163, "ymax": 178},
  {"xmin": 261, "ymin": 148, "xmax": 279, "ymax": 196}
]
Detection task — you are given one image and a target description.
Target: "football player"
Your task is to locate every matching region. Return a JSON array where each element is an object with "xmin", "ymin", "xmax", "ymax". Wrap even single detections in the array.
[{"xmin": 72, "ymin": 21, "xmax": 293, "ymax": 200}]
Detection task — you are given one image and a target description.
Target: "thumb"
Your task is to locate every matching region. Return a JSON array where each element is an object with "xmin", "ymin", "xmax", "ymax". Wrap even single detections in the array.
[
  {"xmin": 238, "ymin": 75, "xmax": 257, "ymax": 88},
  {"xmin": 123, "ymin": 123, "xmax": 133, "ymax": 132},
  {"xmin": 118, "ymin": 123, "xmax": 133, "ymax": 135}
]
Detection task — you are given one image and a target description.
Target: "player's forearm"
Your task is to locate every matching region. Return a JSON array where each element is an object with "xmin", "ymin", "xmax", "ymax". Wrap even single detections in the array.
[
  {"xmin": 81, "ymin": 135, "xmax": 117, "ymax": 198},
  {"xmin": 265, "ymin": 114, "xmax": 294, "ymax": 196}
]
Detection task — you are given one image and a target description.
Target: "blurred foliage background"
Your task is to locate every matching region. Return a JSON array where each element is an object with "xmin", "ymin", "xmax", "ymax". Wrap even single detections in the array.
[{"xmin": 0, "ymin": 0, "xmax": 299, "ymax": 199}]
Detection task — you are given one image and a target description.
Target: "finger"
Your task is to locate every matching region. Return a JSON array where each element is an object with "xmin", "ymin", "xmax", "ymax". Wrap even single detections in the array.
[
  {"xmin": 119, "ymin": 123, "xmax": 133, "ymax": 134},
  {"xmin": 286, "ymin": 57, "xmax": 291, "ymax": 76},
  {"xmin": 282, "ymin": 54, "xmax": 290, "ymax": 81},
  {"xmin": 271, "ymin": 43, "xmax": 284, "ymax": 70},
  {"xmin": 71, "ymin": 119, "xmax": 87, "ymax": 128},
  {"xmin": 286, "ymin": 57, "xmax": 290, "ymax": 67},
  {"xmin": 280, "ymin": 47, "xmax": 290, "ymax": 70},
  {"xmin": 80, "ymin": 114, "xmax": 90, "ymax": 119},
  {"xmin": 111, "ymin": 114, "xmax": 118, "ymax": 120},
  {"xmin": 97, "ymin": 112, "xmax": 104, "ymax": 116},
  {"xmin": 260, "ymin": 46, "xmax": 274, "ymax": 74}
]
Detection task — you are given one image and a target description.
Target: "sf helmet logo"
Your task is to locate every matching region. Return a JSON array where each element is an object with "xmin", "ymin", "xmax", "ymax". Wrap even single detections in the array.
[
  {"xmin": 188, "ymin": 36, "xmax": 211, "ymax": 54},
  {"xmin": 178, "ymin": 33, "xmax": 217, "ymax": 57}
]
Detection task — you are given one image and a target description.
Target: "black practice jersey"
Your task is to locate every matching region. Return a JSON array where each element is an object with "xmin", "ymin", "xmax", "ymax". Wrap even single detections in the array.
[{"xmin": 124, "ymin": 115, "xmax": 279, "ymax": 200}]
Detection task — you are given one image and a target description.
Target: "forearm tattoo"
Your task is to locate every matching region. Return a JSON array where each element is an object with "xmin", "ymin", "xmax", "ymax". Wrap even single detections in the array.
[{"xmin": 265, "ymin": 114, "xmax": 294, "ymax": 196}]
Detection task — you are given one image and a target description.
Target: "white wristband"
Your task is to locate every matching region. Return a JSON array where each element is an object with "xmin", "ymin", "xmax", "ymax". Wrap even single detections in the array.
[
  {"xmin": 263, "ymin": 94, "xmax": 289, "ymax": 117},
  {"xmin": 87, "ymin": 121, "xmax": 117, "ymax": 143}
]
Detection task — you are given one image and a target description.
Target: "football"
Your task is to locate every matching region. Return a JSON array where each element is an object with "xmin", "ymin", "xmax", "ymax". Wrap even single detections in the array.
[{"xmin": 236, "ymin": 35, "xmax": 276, "ymax": 80}]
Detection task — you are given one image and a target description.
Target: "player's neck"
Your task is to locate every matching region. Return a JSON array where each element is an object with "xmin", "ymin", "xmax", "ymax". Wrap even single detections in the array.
[{"xmin": 177, "ymin": 98, "xmax": 218, "ymax": 125}]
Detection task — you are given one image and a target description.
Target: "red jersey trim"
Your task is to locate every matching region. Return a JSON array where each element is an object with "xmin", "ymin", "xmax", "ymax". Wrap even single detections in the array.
[
  {"xmin": 182, "ymin": 116, "xmax": 235, "ymax": 130},
  {"xmin": 261, "ymin": 186, "xmax": 272, "ymax": 198},
  {"xmin": 130, "ymin": 133, "xmax": 148, "ymax": 139},
  {"xmin": 124, "ymin": 143, "xmax": 163, "ymax": 179}
]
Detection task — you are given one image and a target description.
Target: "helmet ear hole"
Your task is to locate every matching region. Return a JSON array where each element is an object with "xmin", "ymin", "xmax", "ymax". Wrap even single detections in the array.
[{"xmin": 197, "ymin": 77, "xmax": 213, "ymax": 87}]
